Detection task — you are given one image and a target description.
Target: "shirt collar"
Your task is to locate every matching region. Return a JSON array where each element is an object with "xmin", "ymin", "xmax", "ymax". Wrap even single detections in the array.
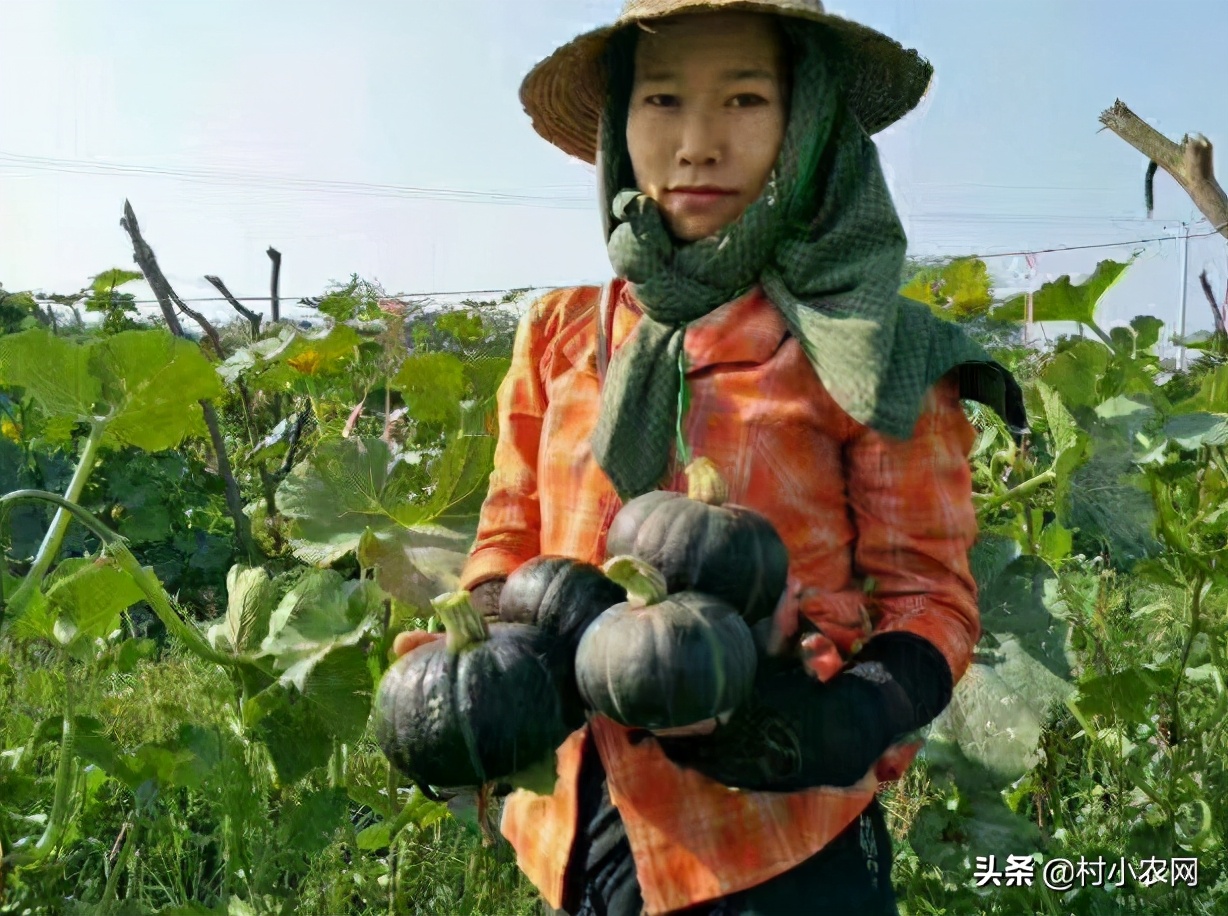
[{"xmin": 615, "ymin": 279, "xmax": 789, "ymax": 372}]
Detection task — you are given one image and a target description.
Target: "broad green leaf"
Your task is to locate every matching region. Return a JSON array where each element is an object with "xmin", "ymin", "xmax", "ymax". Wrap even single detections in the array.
[
  {"xmin": 425, "ymin": 432, "xmax": 497, "ymax": 522},
  {"xmin": 1073, "ymin": 666, "xmax": 1174, "ymax": 724},
  {"xmin": 356, "ymin": 822, "xmax": 392, "ymax": 851},
  {"xmin": 45, "ymin": 556, "xmax": 145, "ymax": 640},
  {"xmin": 256, "ymin": 324, "xmax": 363, "ymax": 388},
  {"xmin": 1176, "ymin": 364, "xmax": 1228, "ymax": 414},
  {"xmin": 90, "ymin": 268, "xmax": 144, "ymax": 296},
  {"xmin": 1161, "ymin": 412, "xmax": 1228, "ymax": 450},
  {"xmin": 1131, "ymin": 315, "xmax": 1164, "ymax": 352},
  {"xmin": 1037, "ymin": 515, "xmax": 1073, "ymax": 566},
  {"xmin": 277, "ymin": 434, "xmax": 491, "ymax": 566},
  {"xmin": 993, "ymin": 259, "xmax": 1133, "ymax": 324},
  {"xmin": 1035, "ymin": 380, "xmax": 1078, "ymax": 455},
  {"xmin": 4, "ymin": 582, "xmax": 55, "ymax": 643},
  {"xmin": 899, "ymin": 258, "xmax": 993, "ymax": 320},
  {"xmin": 210, "ymin": 565, "xmax": 279, "ymax": 655},
  {"xmin": 392, "ymin": 352, "xmax": 467, "ymax": 426},
  {"xmin": 1041, "ymin": 339, "xmax": 1110, "ymax": 411},
  {"xmin": 978, "ymin": 555, "xmax": 1076, "ymax": 682},
  {"xmin": 216, "ymin": 328, "xmax": 296, "ymax": 384},
  {"xmin": 276, "ymin": 437, "xmax": 431, "ymax": 565},
  {"xmin": 280, "ymin": 644, "xmax": 374, "ymax": 746},
  {"xmin": 1066, "ymin": 437, "xmax": 1158, "ymax": 564},
  {"xmin": 930, "ymin": 662, "xmax": 1047, "ymax": 782},
  {"xmin": 248, "ymin": 682, "xmax": 338, "ymax": 784},
  {"xmin": 91, "ymin": 331, "xmax": 224, "ymax": 451},
  {"xmin": 261, "ymin": 569, "xmax": 381, "ymax": 663},
  {"xmin": 359, "ymin": 523, "xmax": 476, "ymax": 614},
  {"xmin": 277, "ymin": 786, "xmax": 348, "ymax": 856},
  {"xmin": 0, "ymin": 328, "xmax": 101, "ymax": 440}
]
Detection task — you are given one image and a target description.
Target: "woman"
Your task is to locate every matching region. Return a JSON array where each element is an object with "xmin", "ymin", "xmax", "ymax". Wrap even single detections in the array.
[{"xmin": 396, "ymin": 2, "xmax": 1026, "ymax": 913}]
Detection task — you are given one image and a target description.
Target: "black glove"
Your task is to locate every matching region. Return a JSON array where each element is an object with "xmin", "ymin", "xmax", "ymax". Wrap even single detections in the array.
[{"xmin": 652, "ymin": 631, "xmax": 953, "ymax": 791}]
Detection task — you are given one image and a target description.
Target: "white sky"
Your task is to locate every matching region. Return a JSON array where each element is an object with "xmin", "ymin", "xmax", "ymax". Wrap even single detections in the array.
[{"xmin": 1, "ymin": 0, "xmax": 1226, "ymax": 346}]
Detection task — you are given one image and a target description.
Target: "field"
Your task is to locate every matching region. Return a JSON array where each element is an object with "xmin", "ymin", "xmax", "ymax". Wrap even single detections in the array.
[{"xmin": 2, "ymin": 260, "xmax": 1227, "ymax": 915}]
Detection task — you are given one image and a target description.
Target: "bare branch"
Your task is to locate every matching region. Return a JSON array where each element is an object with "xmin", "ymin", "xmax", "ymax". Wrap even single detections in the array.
[
  {"xmin": 120, "ymin": 200, "xmax": 185, "ymax": 335},
  {"xmin": 118, "ymin": 200, "xmax": 260, "ymax": 562},
  {"xmin": 267, "ymin": 247, "xmax": 282, "ymax": 323},
  {"xmin": 1099, "ymin": 101, "xmax": 1228, "ymax": 242},
  {"xmin": 1198, "ymin": 269, "xmax": 1227, "ymax": 334},
  {"xmin": 204, "ymin": 274, "xmax": 262, "ymax": 340}
]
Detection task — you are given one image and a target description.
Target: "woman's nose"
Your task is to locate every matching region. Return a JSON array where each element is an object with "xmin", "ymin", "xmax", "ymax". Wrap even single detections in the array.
[{"xmin": 675, "ymin": 112, "xmax": 723, "ymax": 166}]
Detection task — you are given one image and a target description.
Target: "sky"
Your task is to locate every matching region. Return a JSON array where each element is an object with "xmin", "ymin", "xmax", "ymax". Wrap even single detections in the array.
[{"xmin": 1, "ymin": 0, "xmax": 1227, "ymax": 354}]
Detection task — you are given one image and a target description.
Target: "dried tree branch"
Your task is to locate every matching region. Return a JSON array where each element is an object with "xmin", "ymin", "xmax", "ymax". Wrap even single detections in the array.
[
  {"xmin": 204, "ymin": 274, "xmax": 262, "ymax": 340},
  {"xmin": 119, "ymin": 201, "xmax": 185, "ymax": 335},
  {"xmin": 118, "ymin": 200, "xmax": 260, "ymax": 563},
  {"xmin": 267, "ymin": 247, "xmax": 282, "ymax": 323},
  {"xmin": 1099, "ymin": 100, "xmax": 1228, "ymax": 242},
  {"xmin": 1198, "ymin": 270, "xmax": 1227, "ymax": 335}
]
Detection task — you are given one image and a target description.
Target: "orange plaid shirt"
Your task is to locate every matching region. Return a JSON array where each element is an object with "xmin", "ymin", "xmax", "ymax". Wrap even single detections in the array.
[{"xmin": 459, "ymin": 279, "xmax": 980, "ymax": 915}]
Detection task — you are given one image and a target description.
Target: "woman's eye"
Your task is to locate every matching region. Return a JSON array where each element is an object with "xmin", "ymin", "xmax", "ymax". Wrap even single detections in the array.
[
  {"xmin": 730, "ymin": 94, "xmax": 768, "ymax": 107},
  {"xmin": 645, "ymin": 94, "xmax": 679, "ymax": 107}
]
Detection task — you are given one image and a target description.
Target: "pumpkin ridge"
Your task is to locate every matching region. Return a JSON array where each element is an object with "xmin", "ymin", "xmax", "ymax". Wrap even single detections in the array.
[{"xmin": 452, "ymin": 650, "xmax": 488, "ymax": 786}]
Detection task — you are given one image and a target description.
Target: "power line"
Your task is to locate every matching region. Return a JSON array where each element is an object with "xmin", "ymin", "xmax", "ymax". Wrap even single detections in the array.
[
  {"xmin": 0, "ymin": 149, "xmax": 593, "ymax": 208},
  {"xmin": 52, "ymin": 222, "xmax": 1220, "ymax": 307}
]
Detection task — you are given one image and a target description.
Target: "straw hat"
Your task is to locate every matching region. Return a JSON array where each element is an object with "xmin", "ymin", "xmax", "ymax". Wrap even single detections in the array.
[{"xmin": 519, "ymin": 0, "xmax": 934, "ymax": 164}]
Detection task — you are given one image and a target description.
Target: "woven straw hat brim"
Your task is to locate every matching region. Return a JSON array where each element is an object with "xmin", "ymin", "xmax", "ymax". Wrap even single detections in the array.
[{"xmin": 519, "ymin": 0, "xmax": 934, "ymax": 165}]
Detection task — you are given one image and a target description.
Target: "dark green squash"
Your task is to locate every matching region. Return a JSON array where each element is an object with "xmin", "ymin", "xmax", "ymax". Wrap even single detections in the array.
[
  {"xmin": 574, "ymin": 556, "xmax": 758, "ymax": 731},
  {"xmin": 375, "ymin": 591, "xmax": 566, "ymax": 793},
  {"xmin": 604, "ymin": 458, "xmax": 789, "ymax": 625},
  {"xmin": 498, "ymin": 556, "xmax": 627, "ymax": 729}
]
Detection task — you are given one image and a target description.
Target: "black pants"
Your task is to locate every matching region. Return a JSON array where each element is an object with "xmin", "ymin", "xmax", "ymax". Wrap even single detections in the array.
[{"xmin": 548, "ymin": 744, "xmax": 899, "ymax": 916}]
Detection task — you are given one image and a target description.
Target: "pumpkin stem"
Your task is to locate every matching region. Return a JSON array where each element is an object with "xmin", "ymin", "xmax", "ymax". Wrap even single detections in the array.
[
  {"xmin": 431, "ymin": 591, "xmax": 489, "ymax": 652},
  {"xmin": 685, "ymin": 457, "xmax": 728, "ymax": 506},
  {"xmin": 601, "ymin": 556, "xmax": 668, "ymax": 608}
]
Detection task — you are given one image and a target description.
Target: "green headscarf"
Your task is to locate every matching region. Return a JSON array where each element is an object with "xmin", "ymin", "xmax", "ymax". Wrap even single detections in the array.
[{"xmin": 590, "ymin": 19, "xmax": 1024, "ymax": 501}]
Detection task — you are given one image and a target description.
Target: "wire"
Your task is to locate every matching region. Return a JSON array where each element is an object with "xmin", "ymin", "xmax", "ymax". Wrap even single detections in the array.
[
  {"xmin": 0, "ymin": 149, "xmax": 593, "ymax": 208},
  {"xmin": 62, "ymin": 222, "xmax": 1219, "ymax": 307}
]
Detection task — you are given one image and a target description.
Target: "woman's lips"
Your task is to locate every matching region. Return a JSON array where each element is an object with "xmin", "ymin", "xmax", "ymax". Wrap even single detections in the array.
[{"xmin": 666, "ymin": 189, "xmax": 737, "ymax": 213}]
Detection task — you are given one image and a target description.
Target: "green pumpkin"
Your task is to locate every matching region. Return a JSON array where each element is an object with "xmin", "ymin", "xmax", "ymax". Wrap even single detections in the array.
[
  {"xmin": 375, "ymin": 592, "xmax": 566, "ymax": 793},
  {"xmin": 498, "ymin": 556, "xmax": 627, "ymax": 729},
  {"xmin": 605, "ymin": 458, "xmax": 789, "ymax": 625},
  {"xmin": 574, "ymin": 556, "xmax": 758, "ymax": 731}
]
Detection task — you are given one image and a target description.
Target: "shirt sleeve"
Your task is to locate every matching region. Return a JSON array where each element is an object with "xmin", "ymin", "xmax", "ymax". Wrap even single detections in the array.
[
  {"xmin": 458, "ymin": 294, "xmax": 557, "ymax": 590},
  {"xmin": 842, "ymin": 370, "xmax": 981, "ymax": 684}
]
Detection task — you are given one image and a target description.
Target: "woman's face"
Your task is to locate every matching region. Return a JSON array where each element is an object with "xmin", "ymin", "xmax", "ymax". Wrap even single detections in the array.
[{"xmin": 625, "ymin": 12, "xmax": 789, "ymax": 243}]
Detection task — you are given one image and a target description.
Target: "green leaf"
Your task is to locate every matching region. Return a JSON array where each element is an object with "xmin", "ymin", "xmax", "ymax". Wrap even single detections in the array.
[
  {"xmin": 278, "ymin": 786, "xmax": 347, "ymax": 856},
  {"xmin": 1074, "ymin": 666, "xmax": 1174, "ymax": 723},
  {"xmin": 90, "ymin": 268, "xmax": 144, "ymax": 297},
  {"xmin": 1176, "ymin": 364, "xmax": 1228, "ymax": 414},
  {"xmin": 391, "ymin": 352, "xmax": 467, "ymax": 426},
  {"xmin": 45, "ymin": 556, "xmax": 145, "ymax": 641},
  {"xmin": 1041, "ymin": 339, "xmax": 1110, "ymax": 411},
  {"xmin": 1161, "ymin": 412, "xmax": 1228, "ymax": 450},
  {"xmin": 212, "ymin": 564, "xmax": 278, "ymax": 655},
  {"xmin": 358, "ymin": 523, "xmax": 475, "ymax": 614},
  {"xmin": 993, "ymin": 258, "xmax": 1133, "ymax": 324},
  {"xmin": 260, "ymin": 570, "xmax": 382, "ymax": 664},
  {"xmin": 248, "ymin": 684, "xmax": 338, "ymax": 785},
  {"xmin": 1035, "ymin": 380, "xmax": 1078, "ymax": 455},
  {"xmin": 216, "ymin": 328, "xmax": 296, "ymax": 384},
  {"xmin": 356, "ymin": 822, "xmax": 392, "ymax": 851},
  {"xmin": 1131, "ymin": 315, "xmax": 1164, "ymax": 352},
  {"xmin": 0, "ymin": 328, "xmax": 101, "ymax": 441},
  {"xmin": 276, "ymin": 437, "xmax": 432, "ymax": 565},
  {"xmin": 978, "ymin": 555, "xmax": 1076, "ymax": 682},
  {"xmin": 277, "ymin": 434, "xmax": 492, "ymax": 566},
  {"xmin": 91, "ymin": 330, "xmax": 225, "ymax": 451}
]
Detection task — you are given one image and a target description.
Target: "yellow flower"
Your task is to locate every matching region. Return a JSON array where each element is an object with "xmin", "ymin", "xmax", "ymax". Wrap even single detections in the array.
[
  {"xmin": 287, "ymin": 350, "xmax": 324, "ymax": 375},
  {"xmin": 0, "ymin": 418, "xmax": 20, "ymax": 441}
]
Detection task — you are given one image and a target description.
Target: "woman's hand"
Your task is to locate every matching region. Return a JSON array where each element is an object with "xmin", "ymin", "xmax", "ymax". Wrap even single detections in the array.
[{"xmin": 390, "ymin": 577, "xmax": 508, "ymax": 659}]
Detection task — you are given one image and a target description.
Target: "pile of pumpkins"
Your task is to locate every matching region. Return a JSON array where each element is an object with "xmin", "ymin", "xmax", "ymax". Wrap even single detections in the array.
[{"xmin": 374, "ymin": 458, "xmax": 790, "ymax": 794}]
